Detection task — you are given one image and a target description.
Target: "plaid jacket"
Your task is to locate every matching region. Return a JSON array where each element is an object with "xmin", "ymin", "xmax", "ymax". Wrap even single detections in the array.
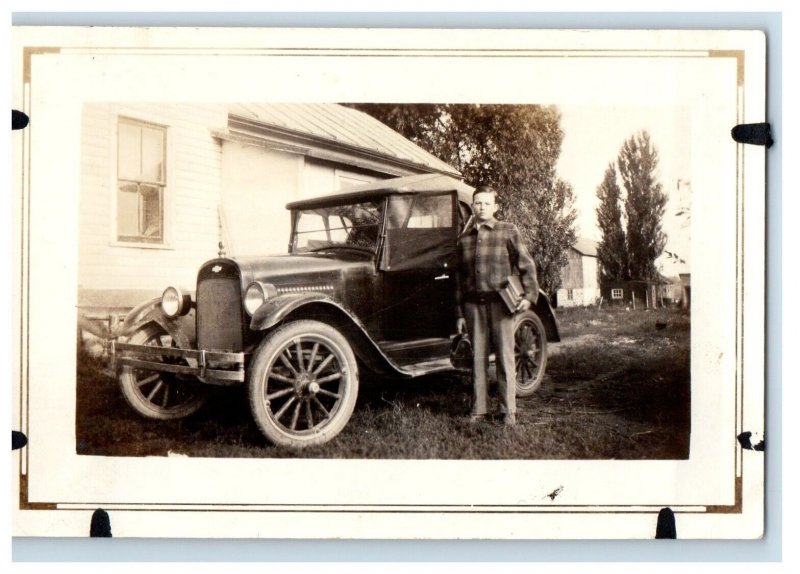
[{"xmin": 456, "ymin": 218, "xmax": 539, "ymax": 315}]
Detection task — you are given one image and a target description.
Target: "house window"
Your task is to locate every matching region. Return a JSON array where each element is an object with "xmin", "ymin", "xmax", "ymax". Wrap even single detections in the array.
[
  {"xmin": 567, "ymin": 289, "xmax": 574, "ymax": 301},
  {"xmin": 117, "ymin": 118, "xmax": 166, "ymax": 243},
  {"xmin": 611, "ymin": 288, "xmax": 624, "ymax": 300}
]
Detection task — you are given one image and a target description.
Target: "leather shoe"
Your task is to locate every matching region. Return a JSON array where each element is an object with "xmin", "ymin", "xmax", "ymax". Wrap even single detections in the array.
[
  {"xmin": 469, "ymin": 414, "xmax": 487, "ymax": 424},
  {"xmin": 503, "ymin": 414, "xmax": 516, "ymax": 426}
]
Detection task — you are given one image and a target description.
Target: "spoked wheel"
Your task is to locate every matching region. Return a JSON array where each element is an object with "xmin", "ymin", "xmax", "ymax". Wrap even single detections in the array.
[
  {"xmin": 248, "ymin": 320, "xmax": 359, "ymax": 448},
  {"xmin": 118, "ymin": 322, "xmax": 208, "ymax": 420},
  {"xmin": 513, "ymin": 310, "xmax": 548, "ymax": 397}
]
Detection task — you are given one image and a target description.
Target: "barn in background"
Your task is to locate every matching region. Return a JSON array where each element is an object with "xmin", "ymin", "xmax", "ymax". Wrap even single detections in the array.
[
  {"xmin": 555, "ymin": 237, "xmax": 600, "ymax": 307},
  {"xmin": 78, "ymin": 103, "xmax": 460, "ymax": 344}
]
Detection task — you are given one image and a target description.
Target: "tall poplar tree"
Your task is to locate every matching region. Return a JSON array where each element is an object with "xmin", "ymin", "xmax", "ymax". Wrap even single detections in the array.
[
  {"xmin": 595, "ymin": 163, "xmax": 629, "ymax": 285},
  {"xmin": 618, "ymin": 131, "xmax": 668, "ymax": 280}
]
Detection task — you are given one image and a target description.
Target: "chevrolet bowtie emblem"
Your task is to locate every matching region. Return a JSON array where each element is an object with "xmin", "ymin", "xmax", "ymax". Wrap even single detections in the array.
[{"xmin": 212, "ymin": 265, "xmax": 222, "ymax": 273}]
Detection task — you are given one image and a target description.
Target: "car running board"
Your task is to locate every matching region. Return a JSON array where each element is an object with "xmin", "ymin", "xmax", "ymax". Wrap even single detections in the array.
[{"xmin": 399, "ymin": 357, "xmax": 454, "ymax": 377}]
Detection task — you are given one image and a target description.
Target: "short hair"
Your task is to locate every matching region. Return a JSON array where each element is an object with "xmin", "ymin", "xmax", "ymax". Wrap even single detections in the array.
[{"xmin": 472, "ymin": 185, "xmax": 498, "ymax": 201}]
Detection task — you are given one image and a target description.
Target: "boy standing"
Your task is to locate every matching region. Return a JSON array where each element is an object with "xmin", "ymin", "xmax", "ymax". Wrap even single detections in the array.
[{"xmin": 456, "ymin": 186, "xmax": 539, "ymax": 426}]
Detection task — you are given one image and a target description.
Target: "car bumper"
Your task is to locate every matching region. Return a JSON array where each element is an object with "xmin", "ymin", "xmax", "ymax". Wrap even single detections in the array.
[{"xmin": 111, "ymin": 341, "xmax": 247, "ymax": 384}]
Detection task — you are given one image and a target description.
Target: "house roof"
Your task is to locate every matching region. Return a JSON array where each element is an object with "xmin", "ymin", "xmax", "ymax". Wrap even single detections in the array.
[
  {"xmin": 572, "ymin": 237, "xmax": 598, "ymax": 257},
  {"xmin": 227, "ymin": 103, "xmax": 461, "ymax": 178},
  {"xmin": 605, "ymin": 278, "xmax": 669, "ymax": 286},
  {"xmin": 287, "ymin": 173, "xmax": 474, "ymax": 210}
]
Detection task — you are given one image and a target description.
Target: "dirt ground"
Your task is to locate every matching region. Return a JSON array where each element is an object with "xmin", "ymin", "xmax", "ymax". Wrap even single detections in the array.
[{"xmin": 76, "ymin": 305, "xmax": 690, "ymax": 460}]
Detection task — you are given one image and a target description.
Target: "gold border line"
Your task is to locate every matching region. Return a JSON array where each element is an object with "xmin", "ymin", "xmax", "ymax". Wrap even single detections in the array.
[{"xmin": 17, "ymin": 46, "xmax": 750, "ymax": 517}]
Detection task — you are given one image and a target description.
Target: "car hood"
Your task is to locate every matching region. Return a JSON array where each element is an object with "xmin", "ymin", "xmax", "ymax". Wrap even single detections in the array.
[{"xmin": 232, "ymin": 252, "xmax": 374, "ymax": 287}]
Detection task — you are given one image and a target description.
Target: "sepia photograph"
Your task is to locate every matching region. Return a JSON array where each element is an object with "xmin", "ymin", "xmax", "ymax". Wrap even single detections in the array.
[
  {"xmin": 74, "ymin": 101, "xmax": 691, "ymax": 460},
  {"xmin": 11, "ymin": 27, "xmax": 764, "ymax": 539}
]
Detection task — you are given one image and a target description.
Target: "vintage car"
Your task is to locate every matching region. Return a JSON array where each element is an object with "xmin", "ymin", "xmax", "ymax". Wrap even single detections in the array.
[{"xmin": 112, "ymin": 173, "xmax": 560, "ymax": 448}]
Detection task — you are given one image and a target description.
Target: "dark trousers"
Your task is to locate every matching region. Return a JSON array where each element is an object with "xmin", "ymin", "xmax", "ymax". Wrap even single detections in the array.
[{"xmin": 463, "ymin": 300, "xmax": 516, "ymax": 416}]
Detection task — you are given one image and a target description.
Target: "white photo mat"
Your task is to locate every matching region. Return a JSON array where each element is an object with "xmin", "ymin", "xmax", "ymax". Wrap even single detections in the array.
[{"xmin": 11, "ymin": 27, "xmax": 765, "ymax": 539}]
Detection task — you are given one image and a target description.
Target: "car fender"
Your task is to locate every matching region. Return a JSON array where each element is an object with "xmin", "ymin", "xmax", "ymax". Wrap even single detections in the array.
[
  {"xmin": 534, "ymin": 289, "xmax": 561, "ymax": 342},
  {"xmin": 118, "ymin": 297, "xmax": 161, "ymax": 337},
  {"xmin": 250, "ymin": 293, "xmax": 411, "ymax": 377},
  {"xmin": 120, "ymin": 299, "xmax": 197, "ymax": 350},
  {"xmin": 250, "ymin": 293, "xmax": 352, "ymax": 332}
]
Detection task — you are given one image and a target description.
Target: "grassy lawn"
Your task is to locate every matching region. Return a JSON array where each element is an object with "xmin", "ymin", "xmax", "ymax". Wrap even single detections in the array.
[{"xmin": 76, "ymin": 305, "xmax": 690, "ymax": 460}]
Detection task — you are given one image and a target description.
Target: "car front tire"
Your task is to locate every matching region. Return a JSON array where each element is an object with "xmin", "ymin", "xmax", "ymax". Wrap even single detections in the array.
[
  {"xmin": 118, "ymin": 322, "xmax": 208, "ymax": 420},
  {"xmin": 248, "ymin": 320, "xmax": 359, "ymax": 448}
]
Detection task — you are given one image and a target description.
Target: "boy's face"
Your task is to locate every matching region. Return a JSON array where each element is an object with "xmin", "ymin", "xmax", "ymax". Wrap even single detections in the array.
[{"xmin": 472, "ymin": 192, "xmax": 498, "ymax": 222}]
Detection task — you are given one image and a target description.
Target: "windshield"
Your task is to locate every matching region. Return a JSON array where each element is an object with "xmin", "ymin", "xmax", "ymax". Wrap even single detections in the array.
[{"xmin": 291, "ymin": 200, "xmax": 384, "ymax": 254}]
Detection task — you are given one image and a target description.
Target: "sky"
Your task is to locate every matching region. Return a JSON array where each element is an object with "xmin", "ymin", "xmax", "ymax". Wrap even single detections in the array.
[{"xmin": 556, "ymin": 105, "xmax": 692, "ymax": 278}]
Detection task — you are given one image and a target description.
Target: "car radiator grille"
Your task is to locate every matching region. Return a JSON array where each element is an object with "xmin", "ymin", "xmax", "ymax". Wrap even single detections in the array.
[{"xmin": 197, "ymin": 266, "xmax": 244, "ymax": 352}]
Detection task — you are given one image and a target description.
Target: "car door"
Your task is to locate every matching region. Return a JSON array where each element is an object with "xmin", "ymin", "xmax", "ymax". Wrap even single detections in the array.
[{"xmin": 379, "ymin": 192, "xmax": 458, "ymax": 340}]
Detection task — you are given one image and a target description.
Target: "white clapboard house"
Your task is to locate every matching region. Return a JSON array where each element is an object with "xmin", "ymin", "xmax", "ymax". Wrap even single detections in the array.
[{"xmin": 78, "ymin": 103, "xmax": 460, "ymax": 342}]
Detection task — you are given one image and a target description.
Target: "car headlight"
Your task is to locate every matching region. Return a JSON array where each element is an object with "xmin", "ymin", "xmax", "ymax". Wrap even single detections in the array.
[
  {"xmin": 244, "ymin": 282, "xmax": 277, "ymax": 316},
  {"xmin": 161, "ymin": 286, "xmax": 191, "ymax": 318}
]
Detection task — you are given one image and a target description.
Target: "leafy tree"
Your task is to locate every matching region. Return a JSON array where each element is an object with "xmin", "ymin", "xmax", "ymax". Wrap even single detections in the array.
[
  {"xmin": 595, "ymin": 131, "xmax": 668, "ymax": 285},
  {"xmin": 618, "ymin": 131, "xmax": 668, "ymax": 280},
  {"xmin": 348, "ymin": 104, "xmax": 576, "ymax": 294},
  {"xmin": 595, "ymin": 163, "xmax": 629, "ymax": 285}
]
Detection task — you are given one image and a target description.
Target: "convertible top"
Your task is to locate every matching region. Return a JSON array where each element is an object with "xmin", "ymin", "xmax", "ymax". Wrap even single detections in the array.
[{"xmin": 287, "ymin": 173, "xmax": 475, "ymax": 210}]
